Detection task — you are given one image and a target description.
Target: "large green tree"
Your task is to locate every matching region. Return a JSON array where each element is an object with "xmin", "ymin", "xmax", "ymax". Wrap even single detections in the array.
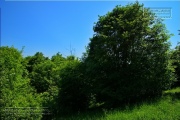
[
  {"xmin": 84, "ymin": 2, "xmax": 175, "ymax": 107},
  {"xmin": 27, "ymin": 54, "xmax": 64, "ymax": 119},
  {"xmin": 32, "ymin": 59, "xmax": 60, "ymax": 119}
]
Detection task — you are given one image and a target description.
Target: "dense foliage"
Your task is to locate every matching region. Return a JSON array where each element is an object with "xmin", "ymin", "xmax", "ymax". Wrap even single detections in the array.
[
  {"xmin": 0, "ymin": 2, "xmax": 178, "ymax": 119},
  {"xmin": 0, "ymin": 47, "xmax": 42, "ymax": 119},
  {"xmin": 57, "ymin": 58, "xmax": 89, "ymax": 115},
  {"xmin": 171, "ymin": 43, "xmax": 180, "ymax": 87},
  {"xmin": 84, "ymin": 2, "xmax": 175, "ymax": 108}
]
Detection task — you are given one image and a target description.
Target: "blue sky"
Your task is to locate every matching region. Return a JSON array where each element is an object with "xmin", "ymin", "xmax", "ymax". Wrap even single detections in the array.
[{"xmin": 0, "ymin": 0, "xmax": 180, "ymax": 58}]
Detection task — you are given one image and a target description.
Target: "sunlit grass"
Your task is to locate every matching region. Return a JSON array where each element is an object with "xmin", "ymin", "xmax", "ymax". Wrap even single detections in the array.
[
  {"xmin": 164, "ymin": 87, "xmax": 180, "ymax": 94},
  {"xmin": 105, "ymin": 96, "xmax": 180, "ymax": 120}
]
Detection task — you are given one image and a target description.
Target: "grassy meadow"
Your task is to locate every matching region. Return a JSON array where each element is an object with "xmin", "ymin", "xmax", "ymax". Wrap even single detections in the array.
[{"xmin": 56, "ymin": 87, "xmax": 180, "ymax": 120}]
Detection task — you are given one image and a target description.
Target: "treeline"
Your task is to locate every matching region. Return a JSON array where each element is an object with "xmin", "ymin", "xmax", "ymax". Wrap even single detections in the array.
[{"xmin": 0, "ymin": 2, "xmax": 180, "ymax": 119}]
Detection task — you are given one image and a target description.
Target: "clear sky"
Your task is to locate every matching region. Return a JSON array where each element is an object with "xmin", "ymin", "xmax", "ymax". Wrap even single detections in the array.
[{"xmin": 0, "ymin": 0, "xmax": 180, "ymax": 58}]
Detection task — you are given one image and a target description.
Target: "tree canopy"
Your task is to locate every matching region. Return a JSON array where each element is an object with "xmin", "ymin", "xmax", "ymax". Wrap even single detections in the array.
[{"xmin": 0, "ymin": 2, "xmax": 178, "ymax": 119}]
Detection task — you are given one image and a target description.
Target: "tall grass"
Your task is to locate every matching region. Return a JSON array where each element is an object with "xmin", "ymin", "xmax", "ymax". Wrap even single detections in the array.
[{"xmin": 56, "ymin": 87, "xmax": 180, "ymax": 120}]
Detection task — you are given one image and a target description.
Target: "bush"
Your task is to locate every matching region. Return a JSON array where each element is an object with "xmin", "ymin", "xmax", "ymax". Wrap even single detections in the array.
[
  {"xmin": 0, "ymin": 46, "xmax": 42, "ymax": 119},
  {"xmin": 57, "ymin": 58, "xmax": 89, "ymax": 115}
]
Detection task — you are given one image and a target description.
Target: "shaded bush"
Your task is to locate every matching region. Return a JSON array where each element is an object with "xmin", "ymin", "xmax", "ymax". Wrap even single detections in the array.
[{"xmin": 57, "ymin": 58, "xmax": 89, "ymax": 115}]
